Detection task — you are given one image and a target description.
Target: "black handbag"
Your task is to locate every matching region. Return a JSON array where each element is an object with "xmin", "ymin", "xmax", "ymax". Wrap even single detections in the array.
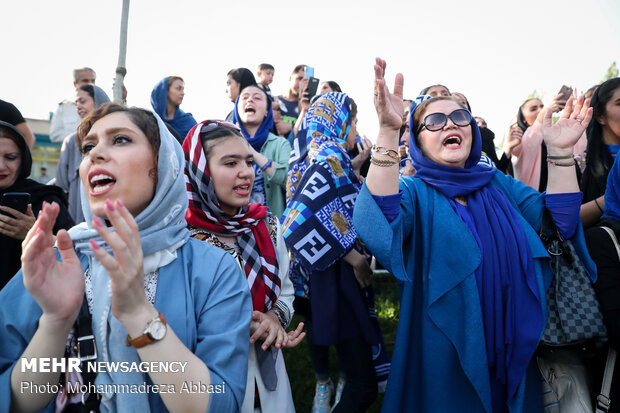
[{"xmin": 538, "ymin": 208, "xmax": 607, "ymax": 349}]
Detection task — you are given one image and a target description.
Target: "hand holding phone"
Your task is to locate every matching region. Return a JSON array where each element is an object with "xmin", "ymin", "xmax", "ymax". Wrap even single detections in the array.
[
  {"xmin": 552, "ymin": 85, "xmax": 572, "ymax": 112},
  {"xmin": 305, "ymin": 77, "xmax": 320, "ymax": 100},
  {"xmin": 557, "ymin": 85, "xmax": 573, "ymax": 102},
  {"xmin": 0, "ymin": 192, "xmax": 35, "ymax": 240},
  {"xmin": 0, "ymin": 192, "xmax": 31, "ymax": 217}
]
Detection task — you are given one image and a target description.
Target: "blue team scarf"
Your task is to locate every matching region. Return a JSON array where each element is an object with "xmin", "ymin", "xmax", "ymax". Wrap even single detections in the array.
[
  {"xmin": 231, "ymin": 94, "xmax": 274, "ymax": 152},
  {"xmin": 150, "ymin": 76, "xmax": 197, "ymax": 140},
  {"xmin": 603, "ymin": 156, "xmax": 620, "ymax": 222},
  {"xmin": 408, "ymin": 95, "xmax": 543, "ymax": 407},
  {"xmin": 282, "ymin": 92, "xmax": 359, "ymax": 273}
]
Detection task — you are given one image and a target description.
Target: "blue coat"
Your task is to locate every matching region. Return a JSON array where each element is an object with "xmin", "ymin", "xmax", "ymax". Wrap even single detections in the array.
[
  {"xmin": 0, "ymin": 238, "xmax": 252, "ymax": 413},
  {"xmin": 353, "ymin": 171, "xmax": 595, "ymax": 413}
]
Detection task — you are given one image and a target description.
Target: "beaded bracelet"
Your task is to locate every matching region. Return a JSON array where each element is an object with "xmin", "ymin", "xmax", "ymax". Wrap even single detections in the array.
[
  {"xmin": 547, "ymin": 154, "xmax": 574, "ymax": 160},
  {"xmin": 260, "ymin": 159, "xmax": 273, "ymax": 172},
  {"xmin": 370, "ymin": 156, "xmax": 397, "ymax": 167},
  {"xmin": 547, "ymin": 159, "xmax": 575, "ymax": 167},
  {"xmin": 371, "ymin": 144, "xmax": 399, "ymax": 161}
]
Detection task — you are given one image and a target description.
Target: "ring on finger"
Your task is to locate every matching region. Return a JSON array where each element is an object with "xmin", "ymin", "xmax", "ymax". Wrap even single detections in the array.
[{"xmin": 576, "ymin": 117, "xmax": 583, "ymax": 123}]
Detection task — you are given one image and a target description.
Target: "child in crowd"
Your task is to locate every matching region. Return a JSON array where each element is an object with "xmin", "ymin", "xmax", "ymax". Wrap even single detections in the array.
[{"xmin": 257, "ymin": 63, "xmax": 275, "ymax": 99}]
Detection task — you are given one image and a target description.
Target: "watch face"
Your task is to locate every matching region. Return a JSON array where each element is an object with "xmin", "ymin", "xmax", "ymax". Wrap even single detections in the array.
[{"xmin": 149, "ymin": 320, "xmax": 166, "ymax": 341}]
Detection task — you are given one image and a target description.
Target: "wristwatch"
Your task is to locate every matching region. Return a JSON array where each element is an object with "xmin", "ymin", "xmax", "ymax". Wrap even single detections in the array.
[{"xmin": 125, "ymin": 312, "xmax": 167, "ymax": 348}]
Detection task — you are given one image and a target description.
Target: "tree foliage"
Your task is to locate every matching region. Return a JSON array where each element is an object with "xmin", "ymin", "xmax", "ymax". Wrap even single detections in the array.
[{"xmin": 602, "ymin": 61, "xmax": 618, "ymax": 82}]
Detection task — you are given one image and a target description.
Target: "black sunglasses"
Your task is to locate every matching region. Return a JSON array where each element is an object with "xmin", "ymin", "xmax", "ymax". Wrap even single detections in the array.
[
  {"xmin": 200, "ymin": 120, "xmax": 241, "ymax": 136},
  {"xmin": 417, "ymin": 109, "xmax": 473, "ymax": 133}
]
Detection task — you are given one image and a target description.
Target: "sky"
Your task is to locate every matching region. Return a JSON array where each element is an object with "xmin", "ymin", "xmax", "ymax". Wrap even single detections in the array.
[{"xmin": 2, "ymin": 0, "xmax": 619, "ymax": 145}]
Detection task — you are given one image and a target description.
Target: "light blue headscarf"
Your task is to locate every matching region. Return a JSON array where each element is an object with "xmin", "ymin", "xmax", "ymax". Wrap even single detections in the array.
[{"xmin": 68, "ymin": 109, "xmax": 189, "ymax": 411}]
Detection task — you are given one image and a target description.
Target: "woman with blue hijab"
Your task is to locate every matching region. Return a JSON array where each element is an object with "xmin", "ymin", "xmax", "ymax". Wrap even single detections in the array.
[
  {"xmin": 353, "ymin": 58, "xmax": 596, "ymax": 413},
  {"xmin": 232, "ymin": 85, "xmax": 291, "ymax": 218},
  {"xmin": 0, "ymin": 103, "xmax": 251, "ymax": 412},
  {"xmin": 151, "ymin": 76, "xmax": 197, "ymax": 141}
]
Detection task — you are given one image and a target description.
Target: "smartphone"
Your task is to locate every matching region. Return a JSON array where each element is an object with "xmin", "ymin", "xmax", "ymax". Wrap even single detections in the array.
[
  {"xmin": 0, "ymin": 192, "xmax": 30, "ymax": 217},
  {"xmin": 557, "ymin": 85, "xmax": 572, "ymax": 101},
  {"xmin": 304, "ymin": 66, "xmax": 315, "ymax": 78},
  {"xmin": 305, "ymin": 77, "xmax": 320, "ymax": 99}
]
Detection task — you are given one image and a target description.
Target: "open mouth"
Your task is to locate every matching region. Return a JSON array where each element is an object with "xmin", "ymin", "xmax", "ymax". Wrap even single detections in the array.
[
  {"xmin": 244, "ymin": 106, "xmax": 256, "ymax": 115},
  {"xmin": 89, "ymin": 172, "xmax": 116, "ymax": 194},
  {"xmin": 233, "ymin": 183, "xmax": 251, "ymax": 195},
  {"xmin": 443, "ymin": 135, "xmax": 462, "ymax": 148}
]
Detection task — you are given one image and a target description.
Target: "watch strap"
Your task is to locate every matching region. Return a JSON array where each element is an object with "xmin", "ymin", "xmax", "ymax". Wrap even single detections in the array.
[{"xmin": 125, "ymin": 312, "xmax": 167, "ymax": 348}]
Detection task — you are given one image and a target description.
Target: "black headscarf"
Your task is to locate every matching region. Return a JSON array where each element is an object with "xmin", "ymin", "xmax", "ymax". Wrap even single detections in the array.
[
  {"xmin": 0, "ymin": 121, "xmax": 73, "ymax": 289},
  {"xmin": 581, "ymin": 77, "xmax": 620, "ymax": 203}
]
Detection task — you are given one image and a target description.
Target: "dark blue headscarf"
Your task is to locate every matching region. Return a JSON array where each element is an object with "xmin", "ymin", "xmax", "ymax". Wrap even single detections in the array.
[
  {"xmin": 150, "ymin": 77, "xmax": 197, "ymax": 141},
  {"xmin": 231, "ymin": 87, "xmax": 274, "ymax": 152},
  {"xmin": 409, "ymin": 95, "xmax": 543, "ymax": 409},
  {"xmin": 603, "ymin": 156, "xmax": 620, "ymax": 222}
]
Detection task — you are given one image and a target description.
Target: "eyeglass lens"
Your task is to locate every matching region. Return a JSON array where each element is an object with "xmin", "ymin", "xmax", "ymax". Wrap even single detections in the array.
[{"xmin": 424, "ymin": 109, "xmax": 472, "ymax": 131}]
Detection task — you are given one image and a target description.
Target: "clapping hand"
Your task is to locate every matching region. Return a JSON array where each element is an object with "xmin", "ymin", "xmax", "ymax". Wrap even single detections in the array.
[
  {"xmin": 250, "ymin": 311, "xmax": 306, "ymax": 350},
  {"xmin": 21, "ymin": 202, "xmax": 84, "ymax": 328},
  {"xmin": 88, "ymin": 199, "xmax": 148, "ymax": 320},
  {"xmin": 542, "ymin": 95, "xmax": 592, "ymax": 156}
]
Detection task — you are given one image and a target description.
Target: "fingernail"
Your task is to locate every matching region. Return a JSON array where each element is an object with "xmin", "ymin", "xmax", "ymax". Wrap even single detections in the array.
[
  {"xmin": 115, "ymin": 199, "xmax": 123, "ymax": 208},
  {"xmin": 106, "ymin": 200, "xmax": 114, "ymax": 211},
  {"xmin": 89, "ymin": 239, "xmax": 100, "ymax": 250},
  {"xmin": 93, "ymin": 216, "xmax": 103, "ymax": 227}
]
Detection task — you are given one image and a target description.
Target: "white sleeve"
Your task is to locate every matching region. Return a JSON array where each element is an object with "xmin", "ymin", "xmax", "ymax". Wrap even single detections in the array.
[
  {"xmin": 50, "ymin": 102, "xmax": 80, "ymax": 143},
  {"xmin": 273, "ymin": 219, "xmax": 295, "ymax": 326}
]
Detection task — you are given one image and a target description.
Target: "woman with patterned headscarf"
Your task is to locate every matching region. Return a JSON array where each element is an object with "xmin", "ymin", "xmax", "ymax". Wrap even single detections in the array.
[
  {"xmin": 183, "ymin": 120, "xmax": 304, "ymax": 412},
  {"xmin": 283, "ymin": 92, "xmax": 390, "ymax": 412}
]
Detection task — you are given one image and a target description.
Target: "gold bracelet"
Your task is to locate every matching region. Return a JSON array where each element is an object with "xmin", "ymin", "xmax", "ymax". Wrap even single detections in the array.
[
  {"xmin": 370, "ymin": 156, "xmax": 398, "ymax": 167},
  {"xmin": 371, "ymin": 144, "xmax": 399, "ymax": 161},
  {"xmin": 547, "ymin": 159, "xmax": 575, "ymax": 167}
]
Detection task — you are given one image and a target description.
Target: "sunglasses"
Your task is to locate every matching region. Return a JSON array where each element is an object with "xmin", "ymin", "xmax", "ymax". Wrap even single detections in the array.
[
  {"xmin": 417, "ymin": 109, "xmax": 473, "ymax": 133},
  {"xmin": 199, "ymin": 120, "xmax": 241, "ymax": 136}
]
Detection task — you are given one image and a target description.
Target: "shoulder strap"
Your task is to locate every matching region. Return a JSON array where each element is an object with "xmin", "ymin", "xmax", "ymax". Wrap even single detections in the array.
[{"xmin": 600, "ymin": 226, "xmax": 620, "ymax": 259}]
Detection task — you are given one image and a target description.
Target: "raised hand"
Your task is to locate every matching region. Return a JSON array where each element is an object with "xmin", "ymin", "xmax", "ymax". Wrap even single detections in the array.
[
  {"xmin": 542, "ymin": 95, "xmax": 593, "ymax": 155},
  {"xmin": 0, "ymin": 204, "xmax": 35, "ymax": 240},
  {"xmin": 374, "ymin": 57, "xmax": 404, "ymax": 132},
  {"xmin": 21, "ymin": 202, "xmax": 84, "ymax": 327},
  {"xmin": 88, "ymin": 199, "xmax": 147, "ymax": 320},
  {"xmin": 504, "ymin": 126, "xmax": 523, "ymax": 156}
]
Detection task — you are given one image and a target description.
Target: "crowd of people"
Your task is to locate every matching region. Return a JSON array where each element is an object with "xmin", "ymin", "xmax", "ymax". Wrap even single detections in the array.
[{"xmin": 0, "ymin": 58, "xmax": 618, "ymax": 413}]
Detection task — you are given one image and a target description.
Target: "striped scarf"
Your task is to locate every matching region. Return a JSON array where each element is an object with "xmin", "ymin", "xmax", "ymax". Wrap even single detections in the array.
[{"xmin": 182, "ymin": 122, "xmax": 280, "ymax": 312}]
